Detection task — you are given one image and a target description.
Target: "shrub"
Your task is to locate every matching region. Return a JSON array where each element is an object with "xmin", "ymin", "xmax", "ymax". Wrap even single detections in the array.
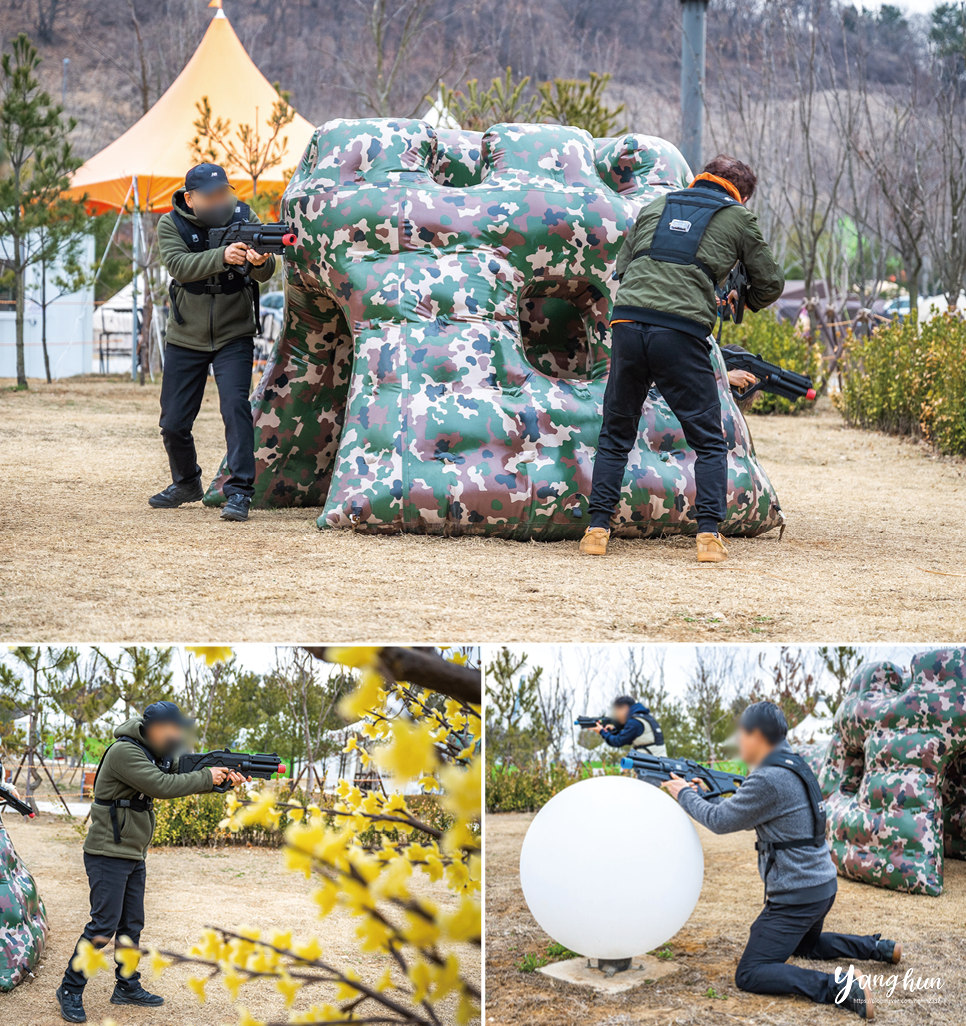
[
  {"xmin": 486, "ymin": 762, "xmax": 627, "ymax": 812},
  {"xmin": 718, "ymin": 308, "xmax": 824, "ymax": 415},
  {"xmin": 837, "ymin": 314, "xmax": 966, "ymax": 456}
]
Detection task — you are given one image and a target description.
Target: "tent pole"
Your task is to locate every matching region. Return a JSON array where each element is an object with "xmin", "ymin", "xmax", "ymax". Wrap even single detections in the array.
[
  {"xmin": 91, "ymin": 181, "xmax": 133, "ymax": 292},
  {"xmin": 131, "ymin": 177, "xmax": 140, "ymax": 382}
]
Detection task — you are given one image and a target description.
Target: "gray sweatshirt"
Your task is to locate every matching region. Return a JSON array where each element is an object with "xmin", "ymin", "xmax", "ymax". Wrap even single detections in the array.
[{"xmin": 678, "ymin": 741, "xmax": 837, "ymax": 905}]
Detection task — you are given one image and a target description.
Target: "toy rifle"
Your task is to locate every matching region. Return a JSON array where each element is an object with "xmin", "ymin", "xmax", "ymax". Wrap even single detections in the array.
[
  {"xmin": 206, "ymin": 222, "xmax": 297, "ymax": 276},
  {"xmin": 172, "ymin": 749, "xmax": 287, "ymax": 794},
  {"xmin": 575, "ymin": 716, "xmax": 621, "ymax": 730},
  {"xmin": 722, "ymin": 349, "xmax": 816, "ymax": 403},
  {"xmin": 0, "ymin": 783, "xmax": 36, "ymax": 818},
  {"xmin": 620, "ymin": 752, "xmax": 745, "ymax": 799}
]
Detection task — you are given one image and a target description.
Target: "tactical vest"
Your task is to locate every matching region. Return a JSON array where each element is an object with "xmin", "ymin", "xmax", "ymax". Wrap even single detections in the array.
[
  {"xmin": 628, "ymin": 187, "xmax": 739, "ymax": 285},
  {"xmin": 629, "ymin": 709, "xmax": 665, "ymax": 749},
  {"xmin": 167, "ymin": 201, "xmax": 258, "ymax": 327},
  {"xmin": 91, "ymin": 735, "xmax": 167, "ymax": 845},
  {"xmin": 754, "ymin": 750, "xmax": 828, "ymax": 894}
]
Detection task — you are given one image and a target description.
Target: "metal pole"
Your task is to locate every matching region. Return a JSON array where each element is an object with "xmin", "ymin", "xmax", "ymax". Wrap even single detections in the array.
[
  {"xmin": 131, "ymin": 177, "xmax": 140, "ymax": 381},
  {"xmin": 680, "ymin": 0, "xmax": 709, "ymax": 174},
  {"xmin": 61, "ymin": 57, "xmax": 69, "ymax": 106}
]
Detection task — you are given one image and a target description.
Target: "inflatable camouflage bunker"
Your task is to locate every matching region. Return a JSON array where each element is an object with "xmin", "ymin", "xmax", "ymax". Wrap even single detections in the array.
[
  {"xmin": 0, "ymin": 820, "xmax": 48, "ymax": 991},
  {"xmin": 207, "ymin": 118, "xmax": 784, "ymax": 540},
  {"xmin": 807, "ymin": 648, "xmax": 966, "ymax": 896}
]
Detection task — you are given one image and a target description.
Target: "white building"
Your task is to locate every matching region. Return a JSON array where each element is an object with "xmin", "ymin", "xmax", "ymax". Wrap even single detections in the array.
[{"xmin": 0, "ymin": 234, "xmax": 96, "ymax": 380}]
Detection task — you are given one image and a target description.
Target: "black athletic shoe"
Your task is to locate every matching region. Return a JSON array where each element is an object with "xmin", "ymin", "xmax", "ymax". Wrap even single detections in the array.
[
  {"xmin": 56, "ymin": 985, "xmax": 87, "ymax": 1023},
  {"xmin": 841, "ymin": 977, "xmax": 875, "ymax": 1019},
  {"xmin": 148, "ymin": 481, "xmax": 204, "ymax": 508},
  {"xmin": 875, "ymin": 936, "xmax": 902, "ymax": 964},
  {"xmin": 220, "ymin": 494, "xmax": 252, "ymax": 522},
  {"xmin": 111, "ymin": 981, "xmax": 165, "ymax": 1007}
]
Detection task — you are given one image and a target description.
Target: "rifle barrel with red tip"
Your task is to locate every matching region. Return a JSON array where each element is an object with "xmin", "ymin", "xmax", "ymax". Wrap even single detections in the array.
[
  {"xmin": 278, "ymin": 764, "xmax": 287, "ymax": 774},
  {"xmin": 282, "ymin": 233, "xmax": 297, "ymax": 246},
  {"xmin": 806, "ymin": 388, "xmax": 816, "ymax": 400}
]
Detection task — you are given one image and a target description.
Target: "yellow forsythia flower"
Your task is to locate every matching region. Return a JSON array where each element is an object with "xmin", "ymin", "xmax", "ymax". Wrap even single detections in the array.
[
  {"xmin": 373, "ymin": 720, "xmax": 440, "ymax": 780},
  {"xmin": 237, "ymin": 1008, "xmax": 266, "ymax": 1026},
  {"xmin": 439, "ymin": 757, "xmax": 482, "ymax": 820},
  {"xmin": 187, "ymin": 975, "xmax": 207, "ymax": 1004},
  {"xmin": 276, "ymin": 971, "xmax": 302, "ymax": 1007},
  {"xmin": 70, "ymin": 939, "xmax": 110, "ymax": 979},
  {"xmin": 113, "ymin": 938, "xmax": 141, "ymax": 979},
  {"xmin": 185, "ymin": 646, "xmax": 234, "ymax": 666},
  {"xmin": 325, "ymin": 646, "xmax": 380, "ymax": 668},
  {"xmin": 147, "ymin": 948, "xmax": 171, "ymax": 979},
  {"xmin": 222, "ymin": 965, "xmax": 245, "ymax": 1001}
]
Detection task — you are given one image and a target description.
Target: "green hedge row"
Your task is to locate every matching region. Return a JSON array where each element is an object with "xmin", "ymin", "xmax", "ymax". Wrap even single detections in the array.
[
  {"xmin": 717, "ymin": 309, "xmax": 824, "ymax": 415},
  {"xmin": 149, "ymin": 789, "xmax": 452, "ymax": 848},
  {"xmin": 837, "ymin": 314, "xmax": 966, "ymax": 455}
]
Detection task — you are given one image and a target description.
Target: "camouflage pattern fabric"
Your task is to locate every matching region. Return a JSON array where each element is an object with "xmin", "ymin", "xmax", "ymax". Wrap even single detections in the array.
[
  {"xmin": 0, "ymin": 819, "xmax": 48, "ymax": 991},
  {"xmin": 206, "ymin": 119, "xmax": 784, "ymax": 539},
  {"xmin": 812, "ymin": 649, "xmax": 966, "ymax": 896}
]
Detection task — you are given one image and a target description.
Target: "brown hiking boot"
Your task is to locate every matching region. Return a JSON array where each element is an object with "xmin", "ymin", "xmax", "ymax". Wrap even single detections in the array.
[
  {"xmin": 696, "ymin": 532, "xmax": 729, "ymax": 563},
  {"xmin": 579, "ymin": 527, "xmax": 610, "ymax": 556}
]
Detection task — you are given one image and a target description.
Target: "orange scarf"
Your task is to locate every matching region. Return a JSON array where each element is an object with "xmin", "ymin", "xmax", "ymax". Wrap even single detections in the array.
[{"xmin": 689, "ymin": 171, "xmax": 743, "ymax": 204}]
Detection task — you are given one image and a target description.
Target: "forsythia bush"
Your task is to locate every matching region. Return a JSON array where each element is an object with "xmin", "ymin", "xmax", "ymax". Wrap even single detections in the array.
[
  {"xmin": 73, "ymin": 646, "xmax": 481, "ymax": 1026},
  {"xmin": 151, "ymin": 791, "xmax": 452, "ymax": 849},
  {"xmin": 837, "ymin": 314, "xmax": 966, "ymax": 455},
  {"xmin": 719, "ymin": 309, "xmax": 824, "ymax": 415}
]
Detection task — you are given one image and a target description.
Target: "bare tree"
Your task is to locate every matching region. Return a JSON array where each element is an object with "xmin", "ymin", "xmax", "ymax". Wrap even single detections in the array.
[{"xmin": 686, "ymin": 646, "xmax": 744, "ymax": 765}]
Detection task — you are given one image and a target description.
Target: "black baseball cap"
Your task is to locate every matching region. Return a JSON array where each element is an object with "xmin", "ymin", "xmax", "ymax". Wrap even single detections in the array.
[
  {"xmin": 184, "ymin": 163, "xmax": 232, "ymax": 194},
  {"xmin": 142, "ymin": 701, "xmax": 195, "ymax": 729}
]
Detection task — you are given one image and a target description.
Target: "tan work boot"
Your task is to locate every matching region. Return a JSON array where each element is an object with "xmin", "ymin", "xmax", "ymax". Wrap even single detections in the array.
[
  {"xmin": 696, "ymin": 532, "xmax": 729, "ymax": 563},
  {"xmin": 579, "ymin": 527, "xmax": 611, "ymax": 556}
]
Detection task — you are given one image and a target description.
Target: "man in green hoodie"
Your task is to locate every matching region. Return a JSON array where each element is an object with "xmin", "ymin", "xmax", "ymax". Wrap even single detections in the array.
[
  {"xmin": 56, "ymin": 702, "xmax": 247, "ymax": 1023},
  {"xmin": 150, "ymin": 163, "xmax": 277, "ymax": 522},
  {"xmin": 579, "ymin": 155, "xmax": 785, "ymax": 564}
]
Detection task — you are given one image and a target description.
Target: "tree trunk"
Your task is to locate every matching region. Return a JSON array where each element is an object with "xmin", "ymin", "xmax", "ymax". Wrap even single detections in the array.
[
  {"xmin": 139, "ymin": 293, "xmax": 153, "ymax": 386},
  {"xmin": 41, "ymin": 257, "xmax": 52, "ymax": 384},
  {"xmin": 14, "ymin": 234, "xmax": 27, "ymax": 389}
]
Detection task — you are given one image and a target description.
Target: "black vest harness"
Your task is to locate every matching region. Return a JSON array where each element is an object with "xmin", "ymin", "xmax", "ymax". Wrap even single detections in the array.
[
  {"xmin": 168, "ymin": 201, "xmax": 258, "ymax": 326},
  {"xmin": 629, "ymin": 187, "xmax": 738, "ymax": 285},
  {"xmin": 754, "ymin": 750, "xmax": 828, "ymax": 896},
  {"xmin": 92, "ymin": 735, "xmax": 166, "ymax": 845},
  {"xmin": 630, "ymin": 708, "xmax": 665, "ymax": 748}
]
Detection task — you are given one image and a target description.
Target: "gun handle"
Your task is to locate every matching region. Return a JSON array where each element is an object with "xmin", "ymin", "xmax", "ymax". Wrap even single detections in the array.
[
  {"xmin": 239, "ymin": 260, "xmax": 253, "ymax": 277},
  {"xmin": 211, "ymin": 782, "xmax": 231, "ymax": 794}
]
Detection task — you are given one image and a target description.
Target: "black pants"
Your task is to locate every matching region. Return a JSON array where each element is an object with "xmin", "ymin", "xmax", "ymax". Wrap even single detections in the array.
[
  {"xmin": 588, "ymin": 322, "xmax": 727, "ymax": 533},
  {"xmin": 159, "ymin": 337, "xmax": 255, "ymax": 498},
  {"xmin": 61, "ymin": 854, "xmax": 146, "ymax": 993},
  {"xmin": 735, "ymin": 895, "xmax": 883, "ymax": 1005}
]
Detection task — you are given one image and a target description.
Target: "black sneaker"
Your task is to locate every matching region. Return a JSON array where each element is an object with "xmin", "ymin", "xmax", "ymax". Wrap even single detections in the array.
[
  {"xmin": 148, "ymin": 481, "xmax": 204, "ymax": 508},
  {"xmin": 111, "ymin": 981, "xmax": 164, "ymax": 1007},
  {"xmin": 56, "ymin": 985, "xmax": 87, "ymax": 1023},
  {"xmin": 875, "ymin": 936, "xmax": 902, "ymax": 964},
  {"xmin": 220, "ymin": 494, "xmax": 252, "ymax": 522},
  {"xmin": 841, "ymin": 977, "xmax": 875, "ymax": 1019}
]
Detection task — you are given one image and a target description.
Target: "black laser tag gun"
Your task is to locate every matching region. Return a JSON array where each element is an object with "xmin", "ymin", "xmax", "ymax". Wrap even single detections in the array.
[
  {"xmin": 620, "ymin": 753, "xmax": 745, "ymax": 799},
  {"xmin": 206, "ymin": 222, "xmax": 297, "ymax": 276},
  {"xmin": 173, "ymin": 749, "xmax": 287, "ymax": 793},
  {"xmin": 0, "ymin": 783, "xmax": 36, "ymax": 818},
  {"xmin": 717, "ymin": 260, "xmax": 749, "ymax": 324},
  {"xmin": 722, "ymin": 349, "xmax": 817, "ymax": 404},
  {"xmin": 575, "ymin": 716, "xmax": 621, "ymax": 730}
]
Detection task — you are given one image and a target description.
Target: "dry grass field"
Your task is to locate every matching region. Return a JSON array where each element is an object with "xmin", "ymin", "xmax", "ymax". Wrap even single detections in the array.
[
  {"xmin": 3, "ymin": 376, "xmax": 966, "ymax": 642},
  {"xmin": 3, "ymin": 813, "xmax": 478, "ymax": 1026},
  {"xmin": 485, "ymin": 811, "xmax": 964, "ymax": 1026}
]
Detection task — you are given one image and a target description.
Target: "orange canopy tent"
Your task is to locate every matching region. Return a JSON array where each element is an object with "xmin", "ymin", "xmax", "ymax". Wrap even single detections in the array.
[{"xmin": 65, "ymin": 6, "xmax": 316, "ymax": 213}]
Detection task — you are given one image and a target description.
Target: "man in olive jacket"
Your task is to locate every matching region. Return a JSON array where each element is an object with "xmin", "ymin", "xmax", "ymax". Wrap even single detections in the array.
[
  {"xmin": 56, "ymin": 702, "xmax": 246, "ymax": 1023},
  {"xmin": 150, "ymin": 163, "xmax": 277, "ymax": 522},
  {"xmin": 580, "ymin": 154, "xmax": 785, "ymax": 564}
]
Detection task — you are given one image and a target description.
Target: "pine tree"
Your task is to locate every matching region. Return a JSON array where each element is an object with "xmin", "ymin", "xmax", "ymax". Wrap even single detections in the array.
[{"xmin": 0, "ymin": 34, "xmax": 84, "ymax": 388}]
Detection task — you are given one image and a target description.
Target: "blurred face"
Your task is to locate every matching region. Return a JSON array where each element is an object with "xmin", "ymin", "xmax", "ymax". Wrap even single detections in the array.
[
  {"xmin": 737, "ymin": 727, "xmax": 774, "ymax": 768},
  {"xmin": 184, "ymin": 185, "xmax": 235, "ymax": 227},
  {"xmin": 144, "ymin": 721, "xmax": 186, "ymax": 757},
  {"xmin": 612, "ymin": 704, "xmax": 630, "ymax": 725}
]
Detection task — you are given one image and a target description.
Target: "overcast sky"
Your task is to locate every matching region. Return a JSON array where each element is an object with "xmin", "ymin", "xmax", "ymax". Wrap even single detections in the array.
[{"xmin": 492, "ymin": 644, "xmax": 927, "ymax": 715}]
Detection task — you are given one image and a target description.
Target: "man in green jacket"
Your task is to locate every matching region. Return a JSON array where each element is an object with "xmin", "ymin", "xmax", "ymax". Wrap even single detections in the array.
[
  {"xmin": 580, "ymin": 155, "xmax": 785, "ymax": 564},
  {"xmin": 150, "ymin": 163, "xmax": 277, "ymax": 522},
  {"xmin": 56, "ymin": 702, "xmax": 246, "ymax": 1023}
]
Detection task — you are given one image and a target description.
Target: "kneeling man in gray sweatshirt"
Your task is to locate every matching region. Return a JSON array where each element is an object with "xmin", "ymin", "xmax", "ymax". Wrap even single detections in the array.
[{"xmin": 663, "ymin": 702, "xmax": 900, "ymax": 1020}]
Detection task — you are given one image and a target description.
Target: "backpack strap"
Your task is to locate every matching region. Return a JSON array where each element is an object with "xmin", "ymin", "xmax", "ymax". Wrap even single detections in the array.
[
  {"xmin": 91, "ymin": 736, "xmax": 161, "ymax": 844},
  {"xmin": 630, "ymin": 708, "xmax": 665, "ymax": 748},
  {"xmin": 754, "ymin": 750, "xmax": 828, "ymax": 896},
  {"xmin": 628, "ymin": 188, "xmax": 738, "ymax": 284}
]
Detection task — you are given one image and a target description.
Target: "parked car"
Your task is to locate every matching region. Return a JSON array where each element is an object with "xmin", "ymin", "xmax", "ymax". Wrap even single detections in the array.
[
  {"xmin": 260, "ymin": 290, "xmax": 285, "ymax": 341},
  {"xmin": 883, "ymin": 296, "xmax": 911, "ymax": 322}
]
